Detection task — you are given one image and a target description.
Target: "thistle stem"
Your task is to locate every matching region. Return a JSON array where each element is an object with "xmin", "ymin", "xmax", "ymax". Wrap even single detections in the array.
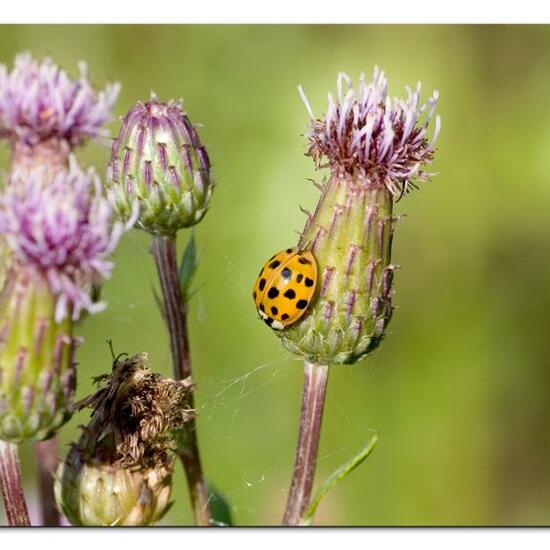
[
  {"xmin": 283, "ymin": 361, "xmax": 329, "ymax": 526},
  {"xmin": 151, "ymin": 235, "xmax": 211, "ymax": 526},
  {"xmin": 0, "ymin": 442, "xmax": 30, "ymax": 526},
  {"xmin": 35, "ymin": 437, "xmax": 61, "ymax": 526}
]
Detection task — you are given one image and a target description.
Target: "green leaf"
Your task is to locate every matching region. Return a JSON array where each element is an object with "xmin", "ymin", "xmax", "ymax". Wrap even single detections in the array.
[
  {"xmin": 300, "ymin": 432, "xmax": 379, "ymax": 526},
  {"xmin": 178, "ymin": 231, "xmax": 198, "ymax": 303},
  {"xmin": 208, "ymin": 484, "xmax": 233, "ymax": 526}
]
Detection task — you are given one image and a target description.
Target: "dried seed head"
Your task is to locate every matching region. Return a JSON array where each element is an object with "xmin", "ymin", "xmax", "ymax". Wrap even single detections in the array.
[
  {"xmin": 55, "ymin": 352, "xmax": 194, "ymax": 526},
  {"xmin": 77, "ymin": 352, "xmax": 194, "ymax": 468},
  {"xmin": 107, "ymin": 96, "xmax": 213, "ymax": 236},
  {"xmin": 0, "ymin": 269, "xmax": 77, "ymax": 442},
  {"xmin": 0, "ymin": 159, "xmax": 131, "ymax": 322},
  {"xmin": 279, "ymin": 69, "xmax": 440, "ymax": 365}
]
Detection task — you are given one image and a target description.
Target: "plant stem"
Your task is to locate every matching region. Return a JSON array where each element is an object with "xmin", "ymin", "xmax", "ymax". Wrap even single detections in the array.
[
  {"xmin": 283, "ymin": 361, "xmax": 329, "ymax": 526},
  {"xmin": 151, "ymin": 235, "xmax": 211, "ymax": 526},
  {"xmin": 35, "ymin": 437, "xmax": 61, "ymax": 526},
  {"xmin": 0, "ymin": 442, "xmax": 30, "ymax": 526}
]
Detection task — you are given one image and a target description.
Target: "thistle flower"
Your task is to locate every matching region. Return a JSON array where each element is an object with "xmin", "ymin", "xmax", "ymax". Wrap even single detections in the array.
[
  {"xmin": 55, "ymin": 353, "xmax": 194, "ymax": 526},
  {"xmin": 0, "ymin": 161, "xmax": 129, "ymax": 442},
  {"xmin": 0, "ymin": 52, "xmax": 120, "ymax": 175},
  {"xmin": 280, "ymin": 68, "xmax": 440, "ymax": 365},
  {"xmin": 281, "ymin": 69, "xmax": 440, "ymax": 526},
  {"xmin": 106, "ymin": 96, "xmax": 213, "ymax": 236},
  {"xmin": 0, "ymin": 159, "xmax": 129, "ymax": 322},
  {"xmin": 301, "ymin": 69, "xmax": 440, "ymax": 196}
]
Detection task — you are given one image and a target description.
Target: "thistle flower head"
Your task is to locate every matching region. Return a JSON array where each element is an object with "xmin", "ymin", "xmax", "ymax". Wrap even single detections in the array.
[
  {"xmin": 299, "ymin": 67, "xmax": 440, "ymax": 196},
  {"xmin": 55, "ymin": 353, "xmax": 193, "ymax": 526},
  {"xmin": 0, "ymin": 52, "xmax": 120, "ymax": 147},
  {"xmin": 0, "ymin": 159, "xmax": 130, "ymax": 322},
  {"xmin": 107, "ymin": 95, "xmax": 213, "ymax": 236},
  {"xmin": 276, "ymin": 69, "xmax": 441, "ymax": 365}
]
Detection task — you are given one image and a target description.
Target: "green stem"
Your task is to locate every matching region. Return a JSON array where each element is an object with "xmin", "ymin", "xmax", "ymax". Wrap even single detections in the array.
[
  {"xmin": 151, "ymin": 235, "xmax": 211, "ymax": 526},
  {"xmin": 283, "ymin": 361, "xmax": 329, "ymax": 526},
  {"xmin": 35, "ymin": 437, "xmax": 61, "ymax": 526},
  {"xmin": 0, "ymin": 442, "xmax": 30, "ymax": 526}
]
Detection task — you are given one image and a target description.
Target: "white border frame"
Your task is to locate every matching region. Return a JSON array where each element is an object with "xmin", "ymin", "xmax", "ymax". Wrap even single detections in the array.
[{"xmin": 0, "ymin": 0, "xmax": 550, "ymax": 24}]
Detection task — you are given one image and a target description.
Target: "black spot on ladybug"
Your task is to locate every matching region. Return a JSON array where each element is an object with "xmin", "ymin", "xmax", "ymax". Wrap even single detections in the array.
[
  {"xmin": 284, "ymin": 289, "xmax": 296, "ymax": 300},
  {"xmin": 286, "ymin": 248, "xmax": 293, "ymax": 253},
  {"xmin": 271, "ymin": 306, "xmax": 278, "ymax": 315},
  {"xmin": 268, "ymin": 287, "xmax": 279, "ymax": 299},
  {"xmin": 298, "ymin": 257, "xmax": 311, "ymax": 265},
  {"xmin": 259, "ymin": 303, "xmax": 265, "ymax": 312},
  {"xmin": 269, "ymin": 260, "xmax": 281, "ymax": 269},
  {"xmin": 281, "ymin": 267, "xmax": 292, "ymax": 281},
  {"xmin": 259, "ymin": 278, "xmax": 266, "ymax": 291},
  {"xmin": 296, "ymin": 274, "xmax": 303, "ymax": 283},
  {"xmin": 304, "ymin": 277, "xmax": 314, "ymax": 287},
  {"xmin": 281, "ymin": 313, "xmax": 289, "ymax": 321},
  {"xmin": 296, "ymin": 299, "xmax": 308, "ymax": 309},
  {"xmin": 264, "ymin": 317, "xmax": 274, "ymax": 326},
  {"xmin": 253, "ymin": 291, "xmax": 257, "ymax": 299}
]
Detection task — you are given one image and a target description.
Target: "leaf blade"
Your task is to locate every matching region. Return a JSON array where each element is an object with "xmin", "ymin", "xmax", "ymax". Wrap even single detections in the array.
[
  {"xmin": 178, "ymin": 231, "xmax": 198, "ymax": 303},
  {"xmin": 300, "ymin": 432, "xmax": 379, "ymax": 525}
]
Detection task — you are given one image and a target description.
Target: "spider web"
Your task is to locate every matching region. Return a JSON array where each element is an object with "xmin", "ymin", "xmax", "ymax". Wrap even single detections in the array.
[
  {"xmin": 169, "ymin": 243, "xmax": 384, "ymax": 525},
  {"xmin": 1, "ymin": 234, "xmax": 382, "ymax": 527}
]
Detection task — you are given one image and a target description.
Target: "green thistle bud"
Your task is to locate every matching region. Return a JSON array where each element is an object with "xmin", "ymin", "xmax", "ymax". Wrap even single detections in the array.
[
  {"xmin": 56, "ymin": 452, "xmax": 173, "ymax": 527},
  {"xmin": 0, "ymin": 270, "xmax": 76, "ymax": 442},
  {"xmin": 107, "ymin": 96, "xmax": 213, "ymax": 236},
  {"xmin": 281, "ymin": 185, "xmax": 396, "ymax": 364},
  {"xmin": 279, "ymin": 69, "xmax": 440, "ymax": 365},
  {"xmin": 55, "ymin": 352, "xmax": 194, "ymax": 526}
]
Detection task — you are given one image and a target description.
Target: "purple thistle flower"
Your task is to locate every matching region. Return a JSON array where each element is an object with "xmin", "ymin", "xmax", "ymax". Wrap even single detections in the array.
[
  {"xmin": 0, "ymin": 52, "xmax": 120, "ymax": 148},
  {"xmin": 299, "ymin": 67, "xmax": 441, "ymax": 196},
  {"xmin": 279, "ymin": 69, "xmax": 441, "ymax": 366},
  {"xmin": 0, "ymin": 159, "xmax": 131, "ymax": 322}
]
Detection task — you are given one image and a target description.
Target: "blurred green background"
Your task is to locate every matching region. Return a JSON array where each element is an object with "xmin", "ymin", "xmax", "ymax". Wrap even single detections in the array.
[{"xmin": 1, "ymin": 24, "xmax": 550, "ymax": 526}]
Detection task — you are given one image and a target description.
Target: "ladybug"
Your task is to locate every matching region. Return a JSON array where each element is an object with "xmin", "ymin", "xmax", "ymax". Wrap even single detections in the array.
[{"xmin": 252, "ymin": 247, "xmax": 318, "ymax": 330}]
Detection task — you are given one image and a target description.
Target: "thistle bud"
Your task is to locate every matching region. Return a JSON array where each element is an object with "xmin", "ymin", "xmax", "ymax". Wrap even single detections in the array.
[
  {"xmin": 107, "ymin": 96, "xmax": 213, "ymax": 236},
  {"xmin": 280, "ymin": 69, "xmax": 440, "ymax": 365},
  {"xmin": 0, "ymin": 52, "xmax": 119, "ymax": 177},
  {"xmin": 0, "ymin": 161, "xmax": 128, "ymax": 441},
  {"xmin": 0, "ymin": 270, "xmax": 76, "ymax": 442},
  {"xmin": 55, "ymin": 353, "xmax": 194, "ymax": 526}
]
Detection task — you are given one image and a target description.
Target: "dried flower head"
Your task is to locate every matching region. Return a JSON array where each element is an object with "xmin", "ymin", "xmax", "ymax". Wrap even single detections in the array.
[
  {"xmin": 78, "ymin": 352, "xmax": 194, "ymax": 468},
  {"xmin": 0, "ymin": 159, "xmax": 131, "ymax": 322},
  {"xmin": 0, "ymin": 52, "xmax": 120, "ymax": 147},
  {"xmin": 55, "ymin": 353, "xmax": 194, "ymax": 526},
  {"xmin": 107, "ymin": 95, "xmax": 213, "ymax": 236},
  {"xmin": 299, "ymin": 67, "xmax": 440, "ymax": 196}
]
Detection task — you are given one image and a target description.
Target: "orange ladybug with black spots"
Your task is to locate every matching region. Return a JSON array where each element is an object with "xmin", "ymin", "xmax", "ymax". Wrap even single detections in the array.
[{"xmin": 252, "ymin": 247, "xmax": 317, "ymax": 330}]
